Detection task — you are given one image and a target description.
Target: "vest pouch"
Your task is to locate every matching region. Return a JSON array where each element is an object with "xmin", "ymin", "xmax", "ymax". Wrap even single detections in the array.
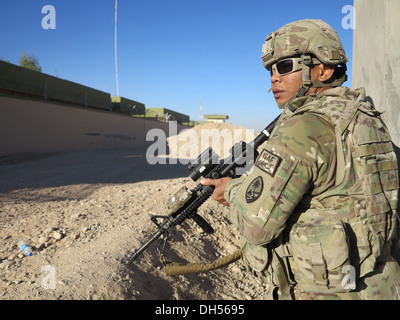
[
  {"xmin": 290, "ymin": 218, "xmax": 352, "ymax": 293},
  {"xmin": 350, "ymin": 130, "xmax": 398, "ymax": 264}
]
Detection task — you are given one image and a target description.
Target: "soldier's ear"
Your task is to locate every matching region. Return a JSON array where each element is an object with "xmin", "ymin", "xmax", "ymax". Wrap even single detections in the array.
[{"xmin": 317, "ymin": 64, "xmax": 335, "ymax": 82}]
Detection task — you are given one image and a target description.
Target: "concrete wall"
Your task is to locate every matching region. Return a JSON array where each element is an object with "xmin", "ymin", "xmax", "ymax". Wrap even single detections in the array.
[
  {"xmin": 0, "ymin": 95, "xmax": 188, "ymax": 157},
  {"xmin": 352, "ymin": 0, "xmax": 400, "ymax": 146}
]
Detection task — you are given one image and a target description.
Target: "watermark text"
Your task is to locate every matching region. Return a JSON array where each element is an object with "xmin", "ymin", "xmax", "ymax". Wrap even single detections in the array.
[
  {"xmin": 42, "ymin": 265, "xmax": 56, "ymax": 290},
  {"xmin": 342, "ymin": 5, "xmax": 355, "ymax": 30},
  {"xmin": 146, "ymin": 122, "xmax": 255, "ymax": 177},
  {"xmin": 42, "ymin": 5, "xmax": 56, "ymax": 30}
]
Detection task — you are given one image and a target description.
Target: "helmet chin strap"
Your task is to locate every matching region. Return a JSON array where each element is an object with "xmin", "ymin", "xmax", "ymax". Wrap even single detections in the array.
[
  {"xmin": 295, "ymin": 54, "xmax": 314, "ymax": 98},
  {"xmin": 277, "ymin": 55, "xmax": 313, "ymax": 109},
  {"xmin": 275, "ymin": 54, "xmax": 348, "ymax": 109},
  {"xmin": 296, "ymin": 54, "xmax": 348, "ymax": 96}
]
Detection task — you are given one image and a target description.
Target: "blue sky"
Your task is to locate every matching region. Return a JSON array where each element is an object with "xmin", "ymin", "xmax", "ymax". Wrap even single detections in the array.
[{"xmin": 0, "ymin": 0, "xmax": 354, "ymax": 131}]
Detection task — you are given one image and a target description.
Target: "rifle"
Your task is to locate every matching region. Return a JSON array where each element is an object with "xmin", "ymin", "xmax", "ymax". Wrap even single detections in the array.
[{"xmin": 125, "ymin": 115, "xmax": 280, "ymax": 265}]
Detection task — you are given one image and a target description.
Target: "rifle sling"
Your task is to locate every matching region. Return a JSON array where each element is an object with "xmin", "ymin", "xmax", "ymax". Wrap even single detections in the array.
[{"xmin": 161, "ymin": 249, "xmax": 242, "ymax": 277}]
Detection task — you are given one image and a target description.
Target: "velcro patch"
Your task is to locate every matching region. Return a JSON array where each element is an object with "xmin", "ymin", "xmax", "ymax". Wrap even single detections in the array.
[{"xmin": 255, "ymin": 150, "xmax": 282, "ymax": 177}]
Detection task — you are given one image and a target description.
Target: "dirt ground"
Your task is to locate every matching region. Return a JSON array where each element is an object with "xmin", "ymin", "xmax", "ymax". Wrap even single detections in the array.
[{"xmin": 0, "ymin": 124, "xmax": 266, "ymax": 300}]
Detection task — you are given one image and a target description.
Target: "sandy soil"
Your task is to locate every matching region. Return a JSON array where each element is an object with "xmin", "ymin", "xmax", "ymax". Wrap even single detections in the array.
[{"xmin": 0, "ymin": 123, "xmax": 265, "ymax": 300}]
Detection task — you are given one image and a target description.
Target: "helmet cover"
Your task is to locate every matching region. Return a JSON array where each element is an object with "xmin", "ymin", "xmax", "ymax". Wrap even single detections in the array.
[{"xmin": 262, "ymin": 19, "xmax": 348, "ymax": 70}]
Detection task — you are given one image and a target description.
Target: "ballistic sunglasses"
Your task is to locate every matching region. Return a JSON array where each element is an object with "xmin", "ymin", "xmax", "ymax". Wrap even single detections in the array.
[{"xmin": 269, "ymin": 57, "xmax": 321, "ymax": 76}]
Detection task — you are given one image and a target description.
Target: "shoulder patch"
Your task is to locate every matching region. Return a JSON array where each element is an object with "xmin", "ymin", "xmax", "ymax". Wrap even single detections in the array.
[
  {"xmin": 255, "ymin": 150, "xmax": 282, "ymax": 177},
  {"xmin": 245, "ymin": 176, "xmax": 264, "ymax": 203}
]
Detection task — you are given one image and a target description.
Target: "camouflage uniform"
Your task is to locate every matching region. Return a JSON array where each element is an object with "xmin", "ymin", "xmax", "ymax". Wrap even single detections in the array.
[{"xmin": 225, "ymin": 20, "xmax": 400, "ymax": 300}]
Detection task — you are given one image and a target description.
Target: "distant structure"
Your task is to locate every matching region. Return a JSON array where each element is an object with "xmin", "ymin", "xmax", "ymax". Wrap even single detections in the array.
[
  {"xmin": 146, "ymin": 107, "xmax": 190, "ymax": 124},
  {"xmin": 204, "ymin": 114, "xmax": 229, "ymax": 123}
]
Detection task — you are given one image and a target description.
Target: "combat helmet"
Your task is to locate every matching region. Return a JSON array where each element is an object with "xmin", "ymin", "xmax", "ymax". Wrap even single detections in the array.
[{"xmin": 262, "ymin": 19, "xmax": 348, "ymax": 98}]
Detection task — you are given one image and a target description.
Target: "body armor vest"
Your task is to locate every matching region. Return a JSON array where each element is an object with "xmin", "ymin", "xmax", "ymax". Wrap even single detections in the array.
[{"xmin": 287, "ymin": 87, "xmax": 399, "ymax": 293}]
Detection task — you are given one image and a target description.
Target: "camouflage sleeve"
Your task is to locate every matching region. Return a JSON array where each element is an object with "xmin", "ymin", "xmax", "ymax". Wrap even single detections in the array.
[{"xmin": 225, "ymin": 114, "xmax": 336, "ymax": 246}]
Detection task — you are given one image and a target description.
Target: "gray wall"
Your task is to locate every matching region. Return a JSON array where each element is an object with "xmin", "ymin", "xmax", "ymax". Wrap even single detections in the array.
[
  {"xmin": 352, "ymin": 0, "xmax": 400, "ymax": 146},
  {"xmin": 353, "ymin": 1, "xmax": 400, "ymax": 261}
]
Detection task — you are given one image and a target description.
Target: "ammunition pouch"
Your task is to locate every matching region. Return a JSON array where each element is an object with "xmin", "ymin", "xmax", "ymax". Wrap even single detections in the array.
[{"xmin": 289, "ymin": 216, "xmax": 352, "ymax": 293}]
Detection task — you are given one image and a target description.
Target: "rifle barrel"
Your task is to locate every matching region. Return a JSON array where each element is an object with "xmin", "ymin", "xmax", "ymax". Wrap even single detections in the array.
[{"xmin": 126, "ymin": 228, "xmax": 165, "ymax": 264}]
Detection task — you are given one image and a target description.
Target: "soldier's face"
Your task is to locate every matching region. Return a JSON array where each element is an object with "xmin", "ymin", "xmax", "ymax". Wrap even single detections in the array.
[
  {"xmin": 270, "ymin": 69, "xmax": 303, "ymax": 105},
  {"xmin": 270, "ymin": 64, "xmax": 335, "ymax": 105}
]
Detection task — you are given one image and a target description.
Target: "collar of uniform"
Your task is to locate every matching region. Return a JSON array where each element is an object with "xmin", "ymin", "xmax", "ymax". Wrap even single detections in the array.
[
  {"xmin": 281, "ymin": 94, "xmax": 316, "ymax": 113},
  {"xmin": 282, "ymin": 86, "xmax": 363, "ymax": 113},
  {"xmin": 312, "ymin": 86, "xmax": 365, "ymax": 101}
]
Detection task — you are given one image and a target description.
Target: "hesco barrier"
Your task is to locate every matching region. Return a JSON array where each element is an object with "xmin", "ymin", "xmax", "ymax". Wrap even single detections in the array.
[
  {"xmin": 0, "ymin": 60, "xmax": 111, "ymax": 111},
  {"xmin": 111, "ymin": 96, "xmax": 145, "ymax": 116},
  {"xmin": 0, "ymin": 61, "xmax": 192, "ymax": 123}
]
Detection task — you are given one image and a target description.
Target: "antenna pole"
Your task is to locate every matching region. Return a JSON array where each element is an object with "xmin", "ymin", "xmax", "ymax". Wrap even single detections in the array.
[{"xmin": 115, "ymin": 0, "xmax": 120, "ymax": 96}]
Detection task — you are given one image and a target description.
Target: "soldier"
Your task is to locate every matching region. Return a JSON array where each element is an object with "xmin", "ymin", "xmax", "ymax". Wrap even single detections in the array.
[{"xmin": 201, "ymin": 19, "xmax": 400, "ymax": 300}]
